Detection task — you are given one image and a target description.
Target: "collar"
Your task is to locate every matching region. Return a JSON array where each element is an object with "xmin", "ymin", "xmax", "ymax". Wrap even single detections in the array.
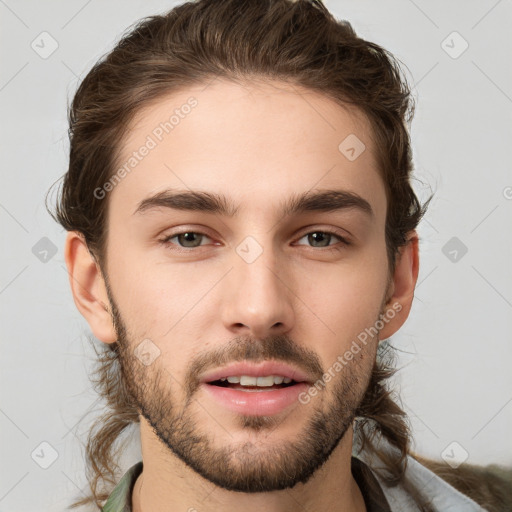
[{"xmin": 101, "ymin": 429, "xmax": 488, "ymax": 511}]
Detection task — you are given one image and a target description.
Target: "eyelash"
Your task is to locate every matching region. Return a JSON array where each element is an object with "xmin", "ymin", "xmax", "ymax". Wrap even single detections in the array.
[{"xmin": 158, "ymin": 229, "xmax": 351, "ymax": 254}]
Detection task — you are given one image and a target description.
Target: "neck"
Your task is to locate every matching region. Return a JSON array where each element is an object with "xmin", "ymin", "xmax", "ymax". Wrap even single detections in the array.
[{"xmin": 132, "ymin": 417, "xmax": 367, "ymax": 512}]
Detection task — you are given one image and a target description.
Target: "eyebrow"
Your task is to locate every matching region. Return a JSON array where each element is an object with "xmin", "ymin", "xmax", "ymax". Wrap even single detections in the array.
[{"xmin": 133, "ymin": 188, "xmax": 374, "ymax": 219}]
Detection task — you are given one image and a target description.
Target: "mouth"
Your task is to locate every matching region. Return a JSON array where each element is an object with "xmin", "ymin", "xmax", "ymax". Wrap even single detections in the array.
[
  {"xmin": 207, "ymin": 375, "xmax": 300, "ymax": 391},
  {"xmin": 200, "ymin": 360, "xmax": 313, "ymax": 387},
  {"xmin": 200, "ymin": 362, "xmax": 313, "ymax": 416}
]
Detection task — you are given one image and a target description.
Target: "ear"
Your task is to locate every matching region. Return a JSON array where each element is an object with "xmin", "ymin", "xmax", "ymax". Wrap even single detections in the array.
[
  {"xmin": 64, "ymin": 231, "xmax": 117, "ymax": 344},
  {"xmin": 378, "ymin": 230, "xmax": 420, "ymax": 341}
]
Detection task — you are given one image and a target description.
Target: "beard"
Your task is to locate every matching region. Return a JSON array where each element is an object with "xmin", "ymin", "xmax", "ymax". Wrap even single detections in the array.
[{"xmin": 104, "ymin": 281, "xmax": 375, "ymax": 493}]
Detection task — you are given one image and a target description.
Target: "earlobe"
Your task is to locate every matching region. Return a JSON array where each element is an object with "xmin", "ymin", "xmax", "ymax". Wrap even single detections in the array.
[
  {"xmin": 378, "ymin": 231, "xmax": 420, "ymax": 341},
  {"xmin": 64, "ymin": 231, "xmax": 117, "ymax": 344}
]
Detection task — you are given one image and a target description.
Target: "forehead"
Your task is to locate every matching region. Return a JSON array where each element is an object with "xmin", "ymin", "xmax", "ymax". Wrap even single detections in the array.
[{"xmin": 109, "ymin": 78, "xmax": 386, "ymax": 222}]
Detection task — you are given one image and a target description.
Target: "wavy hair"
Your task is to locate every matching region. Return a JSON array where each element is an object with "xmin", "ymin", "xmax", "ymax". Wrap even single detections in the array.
[{"xmin": 44, "ymin": 0, "xmax": 452, "ymax": 509}]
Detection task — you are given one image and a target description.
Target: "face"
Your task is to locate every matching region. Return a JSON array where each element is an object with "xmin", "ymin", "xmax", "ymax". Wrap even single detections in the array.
[{"xmin": 101, "ymin": 78, "xmax": 393, "ymax": 492}]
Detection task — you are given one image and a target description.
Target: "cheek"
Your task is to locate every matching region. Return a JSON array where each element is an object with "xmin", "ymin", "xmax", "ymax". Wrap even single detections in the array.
[
  {"xmin": 108, "ymin": 243, "xmax": 203, "ymax": 325},
  {"xmin": 108, "ymin": 253, "xmax": 223, "ymax": 378},
  {"xmin": 294, "ymin": 249, "xmax": 389, "ymax": 365}
]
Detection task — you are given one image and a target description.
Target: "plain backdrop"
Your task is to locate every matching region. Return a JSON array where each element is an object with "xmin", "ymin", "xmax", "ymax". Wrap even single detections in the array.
[{"xmin": 1, "ymin": 0, "xmax": 511, "ymax": 510}]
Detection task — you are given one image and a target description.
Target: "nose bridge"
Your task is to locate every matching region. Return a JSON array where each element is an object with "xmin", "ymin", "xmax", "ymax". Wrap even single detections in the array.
[{"xmin": 223, "ymin": 234, "xmax": 294, "ymax": 335}]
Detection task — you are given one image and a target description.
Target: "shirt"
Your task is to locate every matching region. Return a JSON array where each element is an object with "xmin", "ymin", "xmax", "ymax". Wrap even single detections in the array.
[
  {"xmin": 102, "ymin": 457, "xmax": 394, "ymax": 512},
  {"xmin": 101, "ymin": 444, "xmax": 489, "ymax": 512}
]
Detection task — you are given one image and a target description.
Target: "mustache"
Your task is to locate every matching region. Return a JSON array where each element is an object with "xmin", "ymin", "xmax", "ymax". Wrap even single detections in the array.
[{"xmin": 184, "ymin": 334, "xmax": 325, "ymax": 399}]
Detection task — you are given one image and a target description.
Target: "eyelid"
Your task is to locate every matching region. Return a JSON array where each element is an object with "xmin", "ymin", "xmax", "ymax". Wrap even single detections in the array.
[
  {"xmin": 294, "ymin": 225, "xmax": 352, "ymax": 242},
  {"xmin": 159, "ymin": 228, "xmax": 215, "ymax": 246},
  {"xmin": 158, "ymin": 226, "xmax": 224, "ymax": 256}
]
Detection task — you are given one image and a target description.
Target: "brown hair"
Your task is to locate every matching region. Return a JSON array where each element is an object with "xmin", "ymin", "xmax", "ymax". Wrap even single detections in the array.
[
  {"xmin": 44, "ymin": 0, "xmax": 455, "ymax": 509},
  {"xmin": 413, "ymin": 454, "xmax": 512, "ymax": 511},
  {"xmin": 48, "ymin": 0, "xmax": 428, "ymax": 275}
]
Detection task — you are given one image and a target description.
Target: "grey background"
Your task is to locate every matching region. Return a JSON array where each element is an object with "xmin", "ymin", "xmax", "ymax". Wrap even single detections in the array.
[{"xmin": 1, "ymin": 0, "xmax": 511, "ymax": 510}]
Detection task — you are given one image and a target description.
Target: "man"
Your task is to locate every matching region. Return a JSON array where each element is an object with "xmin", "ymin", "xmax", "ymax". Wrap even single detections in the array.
[{"xmin": 48, "ymin": 0, "xmax": 509, "ymax": 510}]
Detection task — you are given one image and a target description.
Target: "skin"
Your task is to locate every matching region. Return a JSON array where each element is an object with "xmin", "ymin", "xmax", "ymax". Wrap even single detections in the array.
[{"xmin": 65, "ymin": 78, "xmax": 419, "ymax": 512}]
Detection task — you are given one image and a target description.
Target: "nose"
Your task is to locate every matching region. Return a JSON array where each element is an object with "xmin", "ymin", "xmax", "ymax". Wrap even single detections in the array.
[{"xmin": 220, "ymin": 244, "xmax": 295, "ymax": 339}]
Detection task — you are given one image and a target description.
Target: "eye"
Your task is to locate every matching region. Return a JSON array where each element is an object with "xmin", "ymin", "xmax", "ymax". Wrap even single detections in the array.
[
  {"xmin": 159, "ymin": 231, "xmax": 213, "ymax": 250},
  {"xmin": 159, "ymin": 228, "xmax": 351, "ymax": 253},
  {"xmin": 294, "ymin": 230, "xmax": 350, "ymax": 251}
]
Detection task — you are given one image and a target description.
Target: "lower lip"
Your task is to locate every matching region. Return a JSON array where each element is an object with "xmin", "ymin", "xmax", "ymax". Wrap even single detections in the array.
[{"xmin": 201, "ymin": 382, "xmax": 310, "ymax": 416}]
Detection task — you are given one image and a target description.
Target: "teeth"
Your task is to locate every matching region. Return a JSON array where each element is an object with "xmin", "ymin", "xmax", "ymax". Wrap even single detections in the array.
[
  {"xmin": 221, "ymin": 375, "xmax": 293, "ymax": 386},
  {"xmin": 256, "ymin": 376, "xmax": 274, "ymax": 387},
  {"xmin": 240, "ymin": 375, "xmax": 258, "ymax": 386}
]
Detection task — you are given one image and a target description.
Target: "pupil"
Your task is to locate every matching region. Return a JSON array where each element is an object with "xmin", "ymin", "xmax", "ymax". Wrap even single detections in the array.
[
  {"xmin": 310, "ymin": 232, "xmax": 329, "ymax": 247},
  {"xmin": 180, "ymin": 232, "xmax": 200, "ymax": 247}
]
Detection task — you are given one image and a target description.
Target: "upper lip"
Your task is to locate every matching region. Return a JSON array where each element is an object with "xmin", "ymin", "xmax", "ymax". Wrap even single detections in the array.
[{"xmin": 200, "ymin": 361, "xmax": 313, "ymax": 384}]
